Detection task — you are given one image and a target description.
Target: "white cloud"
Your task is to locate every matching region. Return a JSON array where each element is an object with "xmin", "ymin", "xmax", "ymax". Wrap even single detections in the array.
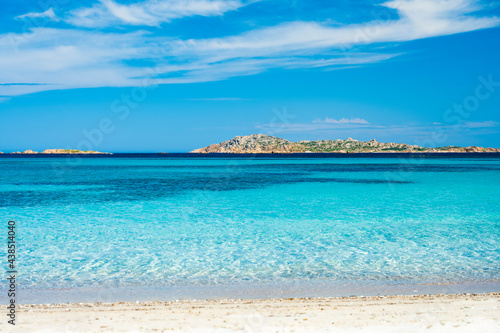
[
  {"xmin": 174, "ymin": 0, "xmax": 498, "ymax": 59},
  {"xmin": 256, "ymin": 119, "xmax": 375, "ymax": 134},
  {"xmin": 463, "ymin": 121, "xmax": 500, "ymax": 128},
  {"xmin": 255, "ymin": 120, "xmax": 500, "ymax": 143},
  {"xmin": 1, "ymin": 0, "xmax": 499, "ymax": 97},
  {"xmin": 67, "ymin": 0, "xmax": 246, "ymax": 27},
  {"xmin": 0, "ymin": 28, "xmax": 151, "ymax": 96},
  {"xmin": 184, "ymin": 97, "xmax": 252, "ymax": 101},
  {"xmin": 16, "ymin": 8, "xmax": 57, "ymax": 20},
  {"xmin": 313, "ymin": 117, "xmax": 370, "ymax": 124}
]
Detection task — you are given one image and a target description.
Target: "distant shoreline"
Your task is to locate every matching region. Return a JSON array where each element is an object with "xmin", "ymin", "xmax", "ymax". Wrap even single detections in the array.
[
  {"xmin": 0, "ymin": 149, "xmax": 111, "ymax": 155},
  {"xmin": 1, "ymin": 152, "xmax": 500, "ymax": 156}
]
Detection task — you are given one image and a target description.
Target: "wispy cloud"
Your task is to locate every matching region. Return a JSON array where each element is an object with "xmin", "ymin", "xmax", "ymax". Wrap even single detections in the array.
[
  {"xmin": 313, "ymin": 117, "xmax": 369, "ymax": 124},
  {"xmin": 256, "ymin": 120, "xmax": 500, "ymax": 137},
  {"xmin": 184, "ymin": 97, "xmax": 253, "ymax": 101},
  {"xmin": 171, "ymin": 0, "xmax": 498, "ymax": 57},
  {"xmin": 2, "ymin": 0, "xmax": 499, "ymax": 97},
  {"xmin": 16, "ymin": 8, "xmax": 57, "ymax": 20},
  {"xmin": 256, "ymin": 122, "xmax": 376, "ymax": 133},
  {"xmin": 463, "ymin": 121, "xmax": 500, "ymax": 128},
  {"xmin": 0, "ymin": 29, "xmax": 152, "ymax": 96},
  {"xmin": 67, "ymin": 0, "xmax": 248, "ymax": 27}
]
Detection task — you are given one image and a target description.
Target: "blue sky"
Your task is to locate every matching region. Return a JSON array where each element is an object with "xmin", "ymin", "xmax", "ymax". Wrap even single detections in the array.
[{"xmin": 0, "ymin": 0, "xmax": 499, "ymax": 152}]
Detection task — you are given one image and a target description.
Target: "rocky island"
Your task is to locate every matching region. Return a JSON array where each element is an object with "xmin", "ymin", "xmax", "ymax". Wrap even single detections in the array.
[
  {"xmin": 10, "ymin": 149, "xmax": 111, "ymax": 154},
  {"xmin": 191, "ymin": 134, "xmax": 500, "ymax": 154}
]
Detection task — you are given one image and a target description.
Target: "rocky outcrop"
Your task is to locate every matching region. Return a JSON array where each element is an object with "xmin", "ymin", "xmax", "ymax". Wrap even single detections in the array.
[
  {"xmin": 40, "ymin": 149, "xmax": 111, "ymax": 154},
  {"xmin": 9, "ymin": 149, "xmax": 110, "ymax": 154},
  {"xmin": 11, "ymin": 149, "xmax": 38, "ymax": 154},
  {"xmin": 192, "ymin": 134, "xmax": 299, "ymax": 154},
  {"xmin": 191, "ymin": 134, "xmax": 500, "ymax": 154},
  {"xmin": 40, "ymin": 149, "xmax": 110, "ymax": 154}
]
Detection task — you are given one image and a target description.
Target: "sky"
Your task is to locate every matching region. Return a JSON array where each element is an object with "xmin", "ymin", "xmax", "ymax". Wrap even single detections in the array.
[{"xmin": 0, "ymin": 0, "xmax": 499, "ymax": 152}]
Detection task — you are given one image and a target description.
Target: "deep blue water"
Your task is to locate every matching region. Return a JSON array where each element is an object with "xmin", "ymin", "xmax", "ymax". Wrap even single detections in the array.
[{"xmin": 1, "ymin": 153, "xmax": 499, "ymax": 303}]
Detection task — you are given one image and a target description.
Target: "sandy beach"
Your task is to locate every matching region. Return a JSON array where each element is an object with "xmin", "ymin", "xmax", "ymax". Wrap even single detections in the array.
[{"xmin": 6, "ymin": 293, "xmax": 499, "ymax": 332}]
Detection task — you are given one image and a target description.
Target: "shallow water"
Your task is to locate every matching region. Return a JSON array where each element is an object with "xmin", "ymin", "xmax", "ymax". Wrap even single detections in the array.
[{"xmin": 1, "ymin": 153, "xmax": 499, "ymax": 303}]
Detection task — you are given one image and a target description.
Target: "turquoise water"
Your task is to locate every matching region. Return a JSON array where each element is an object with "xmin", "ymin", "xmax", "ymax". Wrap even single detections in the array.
[{"xmin": 1, "ymin": 154, "xmax": 500, "ymax": 303}]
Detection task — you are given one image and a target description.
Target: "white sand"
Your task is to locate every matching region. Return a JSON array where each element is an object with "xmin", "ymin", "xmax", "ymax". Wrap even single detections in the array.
[{"xmin": 6, "ymin": 293, "xmax": 500, "ymax": 332}]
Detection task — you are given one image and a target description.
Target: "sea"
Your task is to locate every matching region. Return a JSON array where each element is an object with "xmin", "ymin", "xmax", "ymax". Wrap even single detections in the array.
[{"xmin": 1, "ymin": 153, "xmax": 499, "ymax": 304}]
